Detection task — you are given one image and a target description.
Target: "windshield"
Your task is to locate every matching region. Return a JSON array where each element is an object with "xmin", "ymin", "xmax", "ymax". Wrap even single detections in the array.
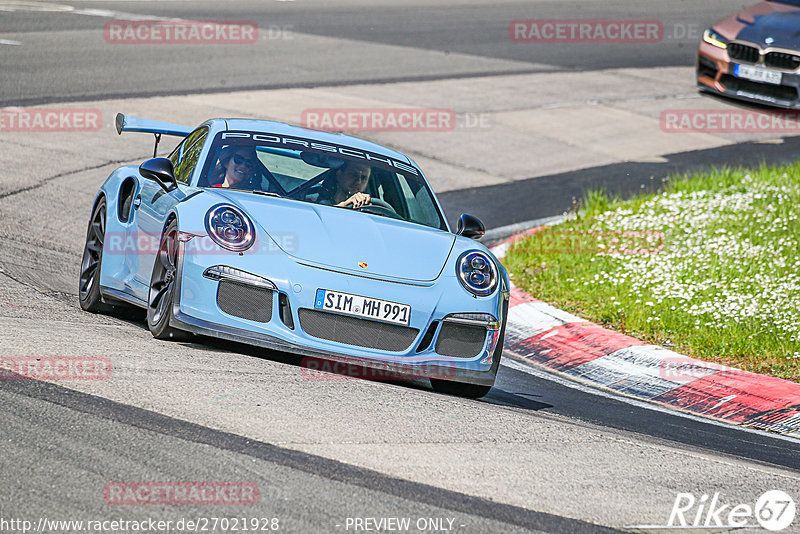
[{"xmin": 199, "ymin": 131, "xmax": 447, "ymax": 230}]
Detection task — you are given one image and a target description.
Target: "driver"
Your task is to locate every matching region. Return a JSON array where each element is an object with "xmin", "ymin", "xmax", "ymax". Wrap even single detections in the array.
[
  {"xmin": 208, "ymin": 146, "xmax": 261, "ymax": 190},
  {"xmin": 317, "ymin": 161, "xmax": 372, "ymax": 208}
]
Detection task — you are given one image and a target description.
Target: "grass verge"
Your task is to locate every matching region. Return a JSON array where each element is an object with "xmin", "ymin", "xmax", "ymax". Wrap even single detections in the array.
[{"xmin": 503, "ymin": 163, "xmax": 800, "ymax": 382}]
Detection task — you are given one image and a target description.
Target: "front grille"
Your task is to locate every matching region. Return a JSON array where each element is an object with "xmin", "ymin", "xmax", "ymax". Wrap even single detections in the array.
[
  {"xmin": 728, "ymin": 43, "xmax": 760, "ymax": 64},
  {"xmin": 298, "ymin": 308, "xmax": 419, "ymax": 351},
  {"xmin": 217, "ymin": 281, "xmax": 273, "ymax": 323},
  {"xmin": 435, "ymin": 322, "xmax": 487, "ymax": 358},
  {"xmin": 765, "ymin": 51, "xmax": 800, "ymax": 71},
  {"xmin": 720, "ymin": 74, "xmax": 799, "ymax": 103}
]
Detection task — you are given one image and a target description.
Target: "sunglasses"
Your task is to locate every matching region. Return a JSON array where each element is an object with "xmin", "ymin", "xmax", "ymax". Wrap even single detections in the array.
[{"xmin": 232, "ymin": 154, "xmax": 257, "ymax": 167}]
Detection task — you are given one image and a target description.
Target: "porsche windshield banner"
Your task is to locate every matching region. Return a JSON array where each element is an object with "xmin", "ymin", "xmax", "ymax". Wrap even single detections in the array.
[{"xmin": 220, "ymin": 131, "xmax": 421, "ymax": 176}]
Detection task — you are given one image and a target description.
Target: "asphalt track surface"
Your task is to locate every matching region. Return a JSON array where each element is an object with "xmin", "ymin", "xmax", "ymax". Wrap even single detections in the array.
[
  {"xmin": 2, "ymin": 1, "xmax": 800, "ymax": 533},
  {"xmin": 1, "ymin": 0, "xmax": 748, "ymax": 106},
  {"xmin": 1, "ymin": 374, "xmax": 617, "ymax": 534},
  {"xmin": 1, "ymin": 0, "xmax": 784, "ymax": 229}
]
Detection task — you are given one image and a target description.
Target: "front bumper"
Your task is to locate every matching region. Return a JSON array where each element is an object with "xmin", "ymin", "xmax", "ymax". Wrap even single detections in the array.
[
  {"xmin": 697, "ymin": 41, "xmax": 800, "ymax": 109},
  {"xmin": 171, "ymin": 237, "xmax": 507, "ymax": 386}
]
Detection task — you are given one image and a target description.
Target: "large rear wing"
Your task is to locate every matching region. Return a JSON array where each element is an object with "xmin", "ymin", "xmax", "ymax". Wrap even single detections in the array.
[{"xmin": 115, "ymin": 113, "xmax": 194, "ymax": 156}]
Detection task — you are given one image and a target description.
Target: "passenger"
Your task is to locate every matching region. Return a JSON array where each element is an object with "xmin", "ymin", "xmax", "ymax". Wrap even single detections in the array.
[
  {"xmin": 317, "ymin": 161, "xmax": 372, "ymax": 208},
  {"xmin": 209, "ymin": 146, "xmax": 261, "ymax": 190}
]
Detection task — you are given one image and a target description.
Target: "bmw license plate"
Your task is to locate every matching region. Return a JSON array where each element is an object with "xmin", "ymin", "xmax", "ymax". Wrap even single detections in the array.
[
  {"xmin": 314, "ymin": 289, "xmax": 411, "ymax": 326},
  {"xmin": 734, "ymin": 64, "xmax": 782, "ymax": 85}
]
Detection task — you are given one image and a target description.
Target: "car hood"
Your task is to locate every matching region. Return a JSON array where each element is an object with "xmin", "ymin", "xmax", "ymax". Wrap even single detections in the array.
[
  {"xmin": 210, "ymin": 190, "xmax": 456, "ymax": 282},
  {"xmin": 736, "ymin": 10, "xmax": 800, "ymax": 49},
  {"xmin": 714, "ymin": 1, "xmax": 800, "ymax": 43}
]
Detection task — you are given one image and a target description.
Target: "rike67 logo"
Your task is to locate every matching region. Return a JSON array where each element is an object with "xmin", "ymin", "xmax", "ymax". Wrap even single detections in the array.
[{"xmin": 667, "ymin": 490, "xmax": 796, "ymax": 531}]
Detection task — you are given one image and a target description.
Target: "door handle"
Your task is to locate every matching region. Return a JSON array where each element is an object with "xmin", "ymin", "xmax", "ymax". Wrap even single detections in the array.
[{"xmin": 133, "ymin": 195, "xmax": 142, "ymax": 209}]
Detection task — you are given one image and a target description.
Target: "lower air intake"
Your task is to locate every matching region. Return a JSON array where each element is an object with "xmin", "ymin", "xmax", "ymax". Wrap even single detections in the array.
[
  {"xmin": 217, "ymin": 281, "xmax": 273, "ymax": 323},
  {"xmin": 435, "ymin": 322, "xmax": 487, "ymax": 358},
  {"xmin": 298, "ymin": 308, "xmax": 418, "ymax": 351}
]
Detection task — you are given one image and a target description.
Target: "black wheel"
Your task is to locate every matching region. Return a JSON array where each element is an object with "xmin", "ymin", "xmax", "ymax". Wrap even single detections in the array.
[
  {"xmin": 79, "ymin": 199, "xmax": 113, "ymax": 313},
  {"xmin": 147, "ymin": 220, "xmax": 190, "ymax": 341},
  {"xmin": 430, "ymin": 379, "xmax": 492, "ymax": 399}
]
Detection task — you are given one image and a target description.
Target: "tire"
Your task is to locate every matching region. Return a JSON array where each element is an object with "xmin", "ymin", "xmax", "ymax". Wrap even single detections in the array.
[
  {"xmin": 147, "ymin": 220, "xmax": 191, "ymax": 341},
  {"xmin": 79, "ymin": 199, "xmax": 114, "ymax": 313}
]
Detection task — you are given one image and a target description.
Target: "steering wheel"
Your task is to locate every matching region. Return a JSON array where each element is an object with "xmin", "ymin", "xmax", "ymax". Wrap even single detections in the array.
[{"xmin": 357, "ymin": 198, "xmax": 402, "ymax": 219}]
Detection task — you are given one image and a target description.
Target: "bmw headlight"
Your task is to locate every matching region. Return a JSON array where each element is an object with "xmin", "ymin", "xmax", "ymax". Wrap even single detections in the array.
[
  {"xmin": 703, "ymin": 28, "xmax": 728, "ymax": 49},
  {"xmin": 204, "ymin": 204, "xmax": 255, "ymax": 252},
  {"xmin": 457, "ymin": 251, "xmax": 498, "ymax": 297}
]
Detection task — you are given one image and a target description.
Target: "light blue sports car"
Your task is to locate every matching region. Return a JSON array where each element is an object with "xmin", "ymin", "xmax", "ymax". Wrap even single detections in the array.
[{"xmin": 79, "ymin": 114, "xmax": 509, "ymax": 398}]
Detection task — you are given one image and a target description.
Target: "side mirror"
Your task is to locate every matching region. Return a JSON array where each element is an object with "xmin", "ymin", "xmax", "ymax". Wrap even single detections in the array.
[
  {"xmin": 139, "ymin": 158, "xmax": 178, "ymax": 192},
  {"xmin": 456, "ymin": 213, "xmax": 485, "ymax": 240}
]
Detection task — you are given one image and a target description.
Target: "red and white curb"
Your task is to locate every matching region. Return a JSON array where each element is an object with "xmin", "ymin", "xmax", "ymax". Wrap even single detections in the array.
[{"xmin": 490, "ymin": 228, "xmax": 800, "ymax": 437}]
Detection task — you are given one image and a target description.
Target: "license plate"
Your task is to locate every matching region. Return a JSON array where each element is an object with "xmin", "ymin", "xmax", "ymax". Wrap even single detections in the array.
[
  {"xmin": 734, "ymin": 64, "xmax": 782, "ymax": 85},
  {"xmin": 314, "ymin": 289, "xmax": 411, "ymax": 326}
]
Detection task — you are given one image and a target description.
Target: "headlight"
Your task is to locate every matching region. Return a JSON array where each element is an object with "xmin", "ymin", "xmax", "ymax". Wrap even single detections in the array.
[
  {"xmin": 204, "ymin": 204, "xmax": 255, "ymax": 252},
  {"xmin": 703, "ymin": 28, "xmax": 728, "ymax": 49},
  {"xmin": 457, "ymin": 251, "xmax": 498, "ymax": 297}
]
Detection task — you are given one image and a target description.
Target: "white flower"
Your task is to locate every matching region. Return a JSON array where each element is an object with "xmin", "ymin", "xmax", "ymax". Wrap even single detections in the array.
[{"xmin": 575, "ymin": 173, "xmax": 800, "ymax": 344}]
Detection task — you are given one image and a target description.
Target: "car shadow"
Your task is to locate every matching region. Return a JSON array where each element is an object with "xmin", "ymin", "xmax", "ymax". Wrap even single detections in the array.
[
  {"xmin": 483, "ymin": 388, "xmax": 554, "ymax": 411},
  {"xmin": 196, "ymin": 334, "xmax": 436, "ymax": 394}
]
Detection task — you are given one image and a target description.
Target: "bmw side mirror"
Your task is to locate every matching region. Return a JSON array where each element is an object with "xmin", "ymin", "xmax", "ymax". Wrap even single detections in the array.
[
  {"xmin": 456, "ymin": 213, "xmax": 485, "ymax": 240},
  {"xmin": 140, "ymin": 158, "xmax": 178, "ymax": 192}
]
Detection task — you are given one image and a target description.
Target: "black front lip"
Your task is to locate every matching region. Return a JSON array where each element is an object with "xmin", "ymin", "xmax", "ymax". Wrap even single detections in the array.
[
  {"xmin": 697, "ymin": 61, "xmax": 800, "ymax": 109},
  {"xmin": 699, "ymin": 83, "xmax": 800, "ymax": 109}
]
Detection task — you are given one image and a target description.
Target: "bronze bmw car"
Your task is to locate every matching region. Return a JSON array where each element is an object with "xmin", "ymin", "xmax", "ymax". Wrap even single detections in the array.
[{"xmin": 698, "ymin": 0, "xmax": 800, "ymax": 108}]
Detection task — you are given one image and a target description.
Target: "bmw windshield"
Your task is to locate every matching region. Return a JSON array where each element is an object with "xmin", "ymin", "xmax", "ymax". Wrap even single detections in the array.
[{"xmin": 198, "ymin": 131, "xmax": 447, "ymax": 231}]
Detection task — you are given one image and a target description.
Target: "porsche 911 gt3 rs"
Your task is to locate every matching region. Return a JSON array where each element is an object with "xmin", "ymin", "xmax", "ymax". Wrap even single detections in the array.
[{"xmin": 79, "ymin": 114, "xmax": 509, "ymax": 398}]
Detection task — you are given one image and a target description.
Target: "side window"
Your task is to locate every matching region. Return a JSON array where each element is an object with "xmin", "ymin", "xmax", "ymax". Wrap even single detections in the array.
[
  {"xmin": 398, "ymin": 176, "xmax": 442, "ymax": 229},
  {"xmin": 169, "ymin": 128, "xmax": 208, "ymax": 184}
]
